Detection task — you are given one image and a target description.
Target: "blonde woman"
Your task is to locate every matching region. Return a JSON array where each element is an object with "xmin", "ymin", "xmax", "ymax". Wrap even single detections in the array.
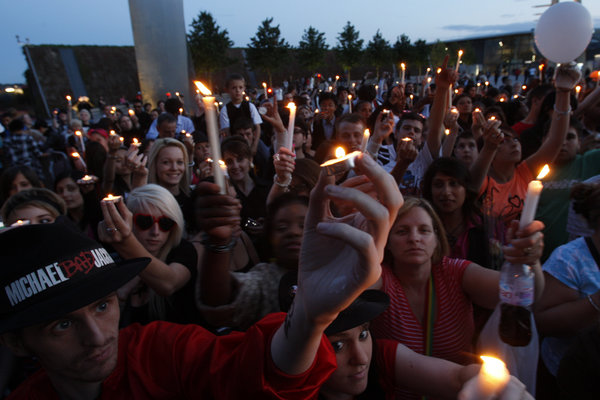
[{"xmin": 98, "ymin": 184, "xmax": 199, "ymax": 325}]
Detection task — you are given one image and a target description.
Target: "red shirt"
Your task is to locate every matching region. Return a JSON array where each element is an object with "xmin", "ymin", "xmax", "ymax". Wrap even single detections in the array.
[
  {"xmin": 511, "ymin": 121, "xmax": 534, "ymax": 136},
  {"xmin": 371, "ymin": 258, "xmax": 474, "ymax": 366},
  {"xmin": 8, "ymin": 313, "xmax": 336, "ymax": 399}
]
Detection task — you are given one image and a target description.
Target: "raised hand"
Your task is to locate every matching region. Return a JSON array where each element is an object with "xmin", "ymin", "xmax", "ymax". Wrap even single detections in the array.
[{"xmin": 553, "ymin": 62, "xmax": 581, "ymax": 92}]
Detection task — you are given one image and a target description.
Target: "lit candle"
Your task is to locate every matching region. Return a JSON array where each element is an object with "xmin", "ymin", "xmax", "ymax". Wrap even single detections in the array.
[
  {"xmin": 445, "ymin": 129, "xmax": 451, "ymax": 136},
  {"xmin": 352, "ymin": 82, "xmax": 356, "ymax": 89},
  {"xmin": 455, "ymin": 50, "xmax": 463, "ymax": 72},
  {"xmin": 424, "ymin": 67, "xmax": 431, "ymax": 82},
  {"xmin": 471, "ymin": 356, "xmax": 510, "ymax": 400},
  {"xmin": 262, "ymin": 82, "xmax": 268, "ymax": 98},
  {"xmin": 102, "ymin": 194, "xmax": 122, "ymax": 204},
  {"xmin": 218, "ymin": 160, "xmax": 229, "ymax": 178},
  {"xmin": 519, "ymin": 164, "xmax": 549, "ymax": 229},
  {"xmin": 77, "ymin": 174, "xmax": 98, "ymax": 184},
  {"xmin": 286, "ymin": 102, "xmax": 296, "ymax": 150},
  {"xmin": 75, "ymin": 130, "xmax": 85, "ymax": 153},
  {"xmin": 436, "ymin": 67, "xmax": 442, "ymax": 75},
  {"xmin": 539, "ymin": 64, "xmax": 544, "ymax": 81},
  {"xmin": 521, "ymin": 85, "xmax": 527, "ymax": 93},
  {"xmin": 320, "ymin": 147, "xmax": 362, "ymax": 176},
  {"xmin": 110, "ymin": 130, "xmax": 117, "ymax": 136},
  {"xmin": 485, "ymin": 81, "xmax": 489, "ymax": 88},
  {"xmin": 66, "ymin": 95, "xmax": 72, "ymax": 118},
  {"xmin": 400, "ymin": 63, "xmax": 406, "ymax": 85},
  {"xmin": 328, "ymin": 85, "xmax": 333, "ymax": 92},
  {"xmin": 401, "ymin": 137, "xmax": 413, "ymax": 142},
  {"xmin": 111, "ymin": 106, "xmax": 117, "ymax": 115},
  {"xmin": 488, "ymin": 115, "xmax": 497, "ymax": 121},
  {"xmin": 575, "ymin": 85, "xmax": 582, "ymax": 97},
  {"xmin": 409, "ymin": 94, "xmax": 414, "ymax": 108},
  {"xmin": 347, "ymin": 95, "xmax": 353, "ymax": 113},
  {"xmin": 197, "ymin": 81, "xmax": 226, "ymax": 194},
  {"xmin": 361, "ymin": 129, "xmax": 370, "ymax": 152},
  {"xmin": 10, "ymin": 219, "xmax": 30, "ymax": 227},
  {"xmin": 71, "ymin": 151, "xmax": 87, "ymax": 170},
  {"xmin": 119, "ymin": 137, "xmax": 124, "ymax": 142},
  {"xmin": 450, "ymin": 107, "xmax": 459, "ymax": 115},
  {"xmin": 128, "ymin": 109, "xmax": 135, "ymax": 117},
  {"xmin": 335, "ymin": 75, "xmax": 340, "ymax": 87},
  {"xmin": 131, "ymin": 138, "xmax": 141, "ymax": 148}
]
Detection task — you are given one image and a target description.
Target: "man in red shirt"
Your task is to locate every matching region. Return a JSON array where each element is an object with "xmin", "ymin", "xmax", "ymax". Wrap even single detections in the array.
[{"xmin": 0, "ymin": 153, "xmax": 401, "ymax": 399}]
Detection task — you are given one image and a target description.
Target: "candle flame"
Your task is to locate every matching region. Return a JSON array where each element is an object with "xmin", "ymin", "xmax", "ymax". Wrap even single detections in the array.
[
  {"xmin": 335, "ymin": 75, "xmax": 340, "ymax": 80},
  {"xmin": 426, "ymin": 67, "xmax": 431, "ymax": 72},
  {"xmin": 335, "ymin": 147, "xmax": 346, "ymax": 158},
  {"xmin": 539, "ymin": 64, "xmax": 544, "ymax": 71},
  {"xmin": 128, "ymin": 109, "xmax": 135, "ymax": 116},
  {"xmin": 474, "ymin": 108, "xmax": 481, "ymax": 113},
  {"xmin": 522, "ymin": 85, "xmax": 527, "ymax": 90},
  {"xmin": 499, "ymin": 97, "xmax": 505, "ymax": 102},
  {"xmin": 450, "ymin": 107, "xmax": 459, "ymax": 114},
  {"xmin": 110, "ymin": 130, "xmax": 117, "ymax": 136},
  {"xmin": 262, "ymin": 82, "xmax": 267, "ymax": 88},
  {"xmin": 105, "ymin": 194, "xmax": 117, "ymax": 201},
  {"xmin": 458, "ymin": 49, "xmax": 464, "ymax": 56},
  {"xmin": 179, "ymin": 108, "xmax": 183, "ymax": 114},
  {"xmin": 436, "ymin": 68, "xmax": 442, "ymax": 74},
  {"xmin": 401, "ymin": 137, "xmax": 413, "ymax": 142},
  {"xmin": 445, "ymin": 129, "xmax": 450, "ymax": 135},
  {"xmin": 401, "ymin": 63, "xmax": 406, "ymax": 70},
  {"xmin": 410, "ymin": 94, "xmax": 414, "ymax": 99},
  {"xmin": 477, "ymin": 82, "xmax": 481, "ymax": 87},
  {"xmin": 82, "ymin": 175, "xmax": 92, "ymax": 180},
  {"xmin": 348, "ymin": 94, "xmax": 352, "ymax": 100},
  {"xmin": 489, "ymin": 116, "xmax": 496, "ymax": 121},
  {"xmin": 71, "ymin": 152, "xmax": 80, "ymax": 158},
  {"xmin": 513, "ymin": 95, "xmax": 519, "ymax": 99},
  {"xmin": 119, "ymin": 137, "xmax": 124, "ymax": 142},
  {"xmin": 427, "ymin": 77, "xmax": 432, "ymax": 83},
  {"xmin": 194, "ymin": 81, "xmax": 212, "ymax": 96},
  {"xmin": 485, "ymin": 81, "xmax": 489, "ymax": 86},
  {"xmin": 287, "ymin": 102, "xmax": 296, "ymax": 110},
  {"xmin": 537, "ymin": 164, "xmax": 550, "ymax": 180},
  {"xmin": 132, "ymin": 138, "xmax": 140, "ymax": 145},
  {"xmin": 206, "ymin": 158, "xmax": 213, "ymax": 163},
  {"xmin": 66, "ymin": 95, "xmax": 71, "ymax": 101},
  {"xmin": 480, "ymin": 356, "xmax": 508, "ymax": 380},
  {"xmin": 575, "ymin": 85, "xmax": 581, "ymax": 94},
  {"xmin": 175, "ymin": 92, "xmax": 180, "ymax": 97},
  {"xmin": 454, "ymin": 89, "xmax": 459, "ymax": 94}
]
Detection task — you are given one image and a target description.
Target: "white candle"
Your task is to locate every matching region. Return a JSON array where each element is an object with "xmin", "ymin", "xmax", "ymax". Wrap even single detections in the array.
[
  {"xmin": 75, "ymin": 130, "xmax": 85, "ymax": 153},
  {"xmin": 286, "ymin": 102, "xmax": 296, "ymax": 151},
  {"xmin": 360, "ymin": 129, "xmax": 370, "ymax": 152},
  {"xmin": 539, "ymin": 65, "xmax": 543, "ymax": 81},
  {"xmin": 455, "ymin": 50, "xmax": 463, "ymax": 72},
  {"xmin": 472, "ymin": 356, "xmax": 510, "ymax": 400},
  {"xmin": 347, "ymin": 95, "xmax": 353, "ymax": 113},
  {"xmin": 400, "ymin": 63, "xmax": 406, "ymax": 85},
  {"xmin": 262, "ymin": 82, "xmax": 268, "ymax": 98},
  {"xmin": 409, "ymin": 94, "xmax": 413, "ymax": 109},
  {"xmin": 102, "ymin": 194, "xmax": 122, "ymax": 204},
  {"xmin": 197, "ymin": 82, "xmax": 226, "ymax": 194},
  {"xmin": 519, "ymin": 164, "xmax": 550, "ymax": 229},
  {"xmin": 321, "ymin": 148, "xmax": 361, "ymax": 176}
]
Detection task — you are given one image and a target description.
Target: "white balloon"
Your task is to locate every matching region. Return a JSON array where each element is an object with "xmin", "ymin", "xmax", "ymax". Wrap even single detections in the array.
[{"xmin": 534, "ymin": 1, "xmax": 593, "ymax": 63}]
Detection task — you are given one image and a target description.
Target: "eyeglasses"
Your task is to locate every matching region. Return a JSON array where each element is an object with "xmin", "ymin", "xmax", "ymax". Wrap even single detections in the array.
[{"xmin": 133, "ymin": 213, "xmax": 176, "ymax": 232}]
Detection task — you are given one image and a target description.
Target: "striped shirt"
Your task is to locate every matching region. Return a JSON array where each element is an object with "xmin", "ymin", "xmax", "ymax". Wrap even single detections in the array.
[{"xmin": 371, "ymin": 258, "xmax": 475, "ymax": 366}]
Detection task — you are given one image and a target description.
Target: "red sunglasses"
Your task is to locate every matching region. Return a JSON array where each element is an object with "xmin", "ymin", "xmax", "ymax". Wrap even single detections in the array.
[{"xmin": 133, "ymin": 213, "xmax": 176, "ymax": 232}]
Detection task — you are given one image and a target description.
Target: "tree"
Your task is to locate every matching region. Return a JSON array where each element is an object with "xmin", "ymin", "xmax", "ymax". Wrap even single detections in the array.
[
  {"xmin": 187, "ymin": 11, "xmax": 234, "ymax": 83},
  {"xmin": 393, "ymin": 34, "xmax": 413, "ymax": 65},
  {"xmin": 412, "ymin": 39, "xmax": 429, "ymax": 76},
  {"xmin": 334, "ymin": 21, "xmax": 364, "ymax": 84},
  {"xmin": 429, "ymin": 40, "xmax": 447, "ymax": 69},
  {"xmin": 246, "ymin": 18, "xmax": 289, "ymax": 86},
  {"xmin": 297, "ymin": 26, "xmax": 329, "ymax": 74},
  {"xmin": 365, "ymin": 30, "xmax": 392, "ymax": 79}
]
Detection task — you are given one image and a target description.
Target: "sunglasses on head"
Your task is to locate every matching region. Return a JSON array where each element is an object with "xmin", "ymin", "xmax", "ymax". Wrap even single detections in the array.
[{"xmin": 133, "ymin": 213, "xmax": 176, "ymax": 232}]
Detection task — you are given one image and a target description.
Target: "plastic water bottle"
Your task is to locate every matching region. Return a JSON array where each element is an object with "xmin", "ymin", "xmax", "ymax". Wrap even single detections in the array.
[{"xmin": 498, "ymin": 261, "xmax": 534, "ymax": 346}]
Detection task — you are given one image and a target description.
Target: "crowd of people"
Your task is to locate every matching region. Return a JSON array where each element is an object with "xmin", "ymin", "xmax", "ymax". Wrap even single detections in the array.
[{"xmin": 0, "ymin": 55, "xmax": 599, "ymax": 399}]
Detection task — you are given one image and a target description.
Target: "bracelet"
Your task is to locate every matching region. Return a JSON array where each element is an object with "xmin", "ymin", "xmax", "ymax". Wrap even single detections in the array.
[
  {"xmin": 188, "ymin": 161, "xmax": 195, "ymax": 168},
  {"xmin": 200, "ymin": 232, "xmax": 236, "ymax": 253},
  {"xmin": 588, "ymin": 295, "xmax": 600, "ymax": 313},
  {"xmin": 553, "ymin": 105, "xmax": 572, "ymax": 117},
  {"xmin": 273, "ymin": 174, "xmax": 292, "ymax": 188}
]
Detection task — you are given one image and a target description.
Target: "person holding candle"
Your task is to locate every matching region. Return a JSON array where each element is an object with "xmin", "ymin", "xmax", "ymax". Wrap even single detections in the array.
[
  {"xmin": 470, "ymin": 62, "xmax": 582, "ymax": 236},
  {"xmin": 103, "ymin": 134, "xmax": 148, "ymax": 197},
  {"xmin": 309, "ymin": 291, "xmax": 533, "ymax": 400},
  {"xmin": 312, "ymin": 92, "xmax": 339, "ymax": 151},
  {"xmin": 369, "ymin": 196, "xmax": 545, "ymax": 398},
  {"xmin": 97, "ymin": 184, "xmax": 201, "ymax": 325}
]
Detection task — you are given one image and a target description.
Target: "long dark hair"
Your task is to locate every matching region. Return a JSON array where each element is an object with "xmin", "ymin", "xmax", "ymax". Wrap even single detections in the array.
[{"xmin": 422, "ymin": 157, "xmax": 481, "ymax": 223}]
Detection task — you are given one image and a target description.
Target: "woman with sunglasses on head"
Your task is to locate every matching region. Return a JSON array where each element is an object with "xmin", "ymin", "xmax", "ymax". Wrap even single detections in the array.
[{"xmin": 98, "ymin": 184, "xmax": 199, "ymax": 326}]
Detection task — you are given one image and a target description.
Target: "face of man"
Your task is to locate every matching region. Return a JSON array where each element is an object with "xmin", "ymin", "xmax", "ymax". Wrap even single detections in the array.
[
  {"xmin": 395, "ymin": 119, "xmax": 424, "ymax": 147},
  {"xmin": 157, "ymin": 121, "xmax": 177, "ymax": 138},
  {"xmin": 337, "ymin": 121, "xmax": 365, "ymax": 152},
  {"xmin": 3, "ymin": 294, "xmax": 120, "ymax": 388}
]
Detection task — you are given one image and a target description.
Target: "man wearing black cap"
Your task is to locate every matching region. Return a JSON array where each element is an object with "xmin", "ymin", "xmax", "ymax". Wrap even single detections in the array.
[{"xmin": 0, "ymin": 153, "xmax": 402, "ymax": 399}]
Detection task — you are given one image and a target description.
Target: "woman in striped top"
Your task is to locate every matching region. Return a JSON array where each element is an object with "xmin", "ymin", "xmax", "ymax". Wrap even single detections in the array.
[{"xmin": 370, "ymin": 197, "xmax": 545, "ymax": 370}]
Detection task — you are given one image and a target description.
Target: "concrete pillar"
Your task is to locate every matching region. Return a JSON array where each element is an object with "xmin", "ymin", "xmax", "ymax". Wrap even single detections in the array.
[{"xmin": 128, "ymin": 0, "xmax": 191, "ymax": 108}]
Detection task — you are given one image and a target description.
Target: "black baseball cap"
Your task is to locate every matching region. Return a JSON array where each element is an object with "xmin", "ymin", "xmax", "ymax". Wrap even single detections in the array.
[{"xmin": 0, "ymin": 221, "xmax": 149, "ymax": 333}]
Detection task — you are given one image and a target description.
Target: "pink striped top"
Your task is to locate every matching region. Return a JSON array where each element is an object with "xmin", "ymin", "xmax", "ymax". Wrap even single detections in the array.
[{"xmin": 371, "ymin": 257, "xmax": 475, "ymax": 366}]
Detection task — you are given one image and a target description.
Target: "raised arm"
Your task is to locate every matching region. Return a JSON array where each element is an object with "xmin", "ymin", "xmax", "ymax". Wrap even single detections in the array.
[
  {"xmin": 441, "ymin": 109, "xmax": 460, "ymax": 158},
  {"xmin": 427, "ymin": 56, "xmax": 459, "ymax": 158},
  {"xmin": 192, "ymin": 182, "xmax": 242, "ymax": 306},
  {"xmin": 98, "ymin": 200, "xmax": 191, "ymax": 297},
  {"xmin": 270, "ymin": 154, "xmax": 403, "ymax": 374},
  {"xmin": 102, "ymin": 135, "xmax": 122, "ymax": 194},
  {"xmin": 468, "ymin": 119, "xmax": 503, "ymax": 192},
  {"xmin": 267, "ymin": 147, "xmax": 295, "ymax": 205},
  {"xmin": 573, "ymin": 81, "xmax": 600, "ymax": 118},
  {"xmin": 525, "ymin": 63, "xmax": 581, "ymax": 174}
]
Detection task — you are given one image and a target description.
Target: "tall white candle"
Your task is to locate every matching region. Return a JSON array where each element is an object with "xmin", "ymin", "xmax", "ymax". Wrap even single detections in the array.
[
  {"xmin": 286, "ymin": 102, "xmax": 296, "ymax": 151},
  {"xmin": 360, "ymin": 129, "xmax": 370, "ymax": 153},
  {"xmin": 400, "ymin": 63, "xmax": 406, "ymax": 85},
  {"xmin": 197, "ymin": 81, "xmax": 226, "ymax": 194},
  {"xmin": 262, "ymin": 82, "xmax": 268, "ymax": 98},
  {"xmin": 347, "ymin": 95, "xmax": 353, "ymax": 113},
  {"xmin": 455, "ymin": 50, "xmax": 463, "ymax": 72},
  {"xmin": 75, "ymin": 130, "xmax": 85, "ymax": 153},
  {"xmin": 519, "ymin": 164, "xmax": 550, "ymax": 229}
]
